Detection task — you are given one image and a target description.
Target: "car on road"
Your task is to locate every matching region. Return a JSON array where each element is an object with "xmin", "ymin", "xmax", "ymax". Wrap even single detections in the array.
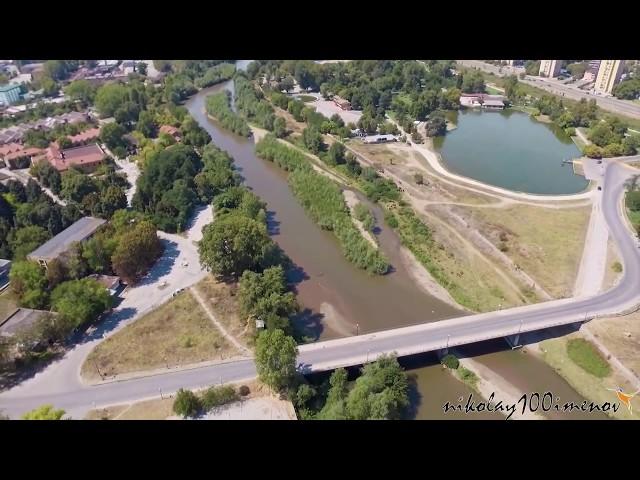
[
  {"xmin": 172, "ymin": 288, "xmax": 185, "ymax": 297},
  {"xmin": 598, "ymin": 186, "xmax": 602, "ymax": 191}
]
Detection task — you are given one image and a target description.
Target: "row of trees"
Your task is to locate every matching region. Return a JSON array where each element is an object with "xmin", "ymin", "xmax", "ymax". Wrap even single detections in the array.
[
  {"xmin": 205, "ymin": 91, "xmax": 250, "ymax": 137},
  {"xmin": 0, "ymin": 179, "xmax": 83, "ymax": 260}
]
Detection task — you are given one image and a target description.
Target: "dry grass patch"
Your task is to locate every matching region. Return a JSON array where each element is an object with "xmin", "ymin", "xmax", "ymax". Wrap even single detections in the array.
[
  {"xmin": 462, "ymin": 204, "xmax": 591, "ymax": 298},
  {"xmin": 194, "ymin": 276, "xmax": 254, "ymax": 349},
  {"xmin": 81, "ymin": 291, "xmax": 234, "ymax": 381},
  {"xmin": 588, "ymin": 311, "xmax": 640, "ymax": 377}
]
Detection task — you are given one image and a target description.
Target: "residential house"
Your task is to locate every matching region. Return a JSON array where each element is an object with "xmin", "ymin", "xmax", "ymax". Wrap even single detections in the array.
[
  {"xmin": 44, "ymin": 143, "xmax": 106, "ymax": 173},
  {"xmin": 87, "ymin": 274, "xmax": 122, "ymax": 296},
  {"xmin": 67, "ymin": 127, "xmax": 101, "ymax": 147},
  {"xmin": 159, "ymin": 125, "xmax": 181, "ymax": 142},
  {"xmin": 27, "ymin": 216, "xmax": 107, "ymax": 268}
]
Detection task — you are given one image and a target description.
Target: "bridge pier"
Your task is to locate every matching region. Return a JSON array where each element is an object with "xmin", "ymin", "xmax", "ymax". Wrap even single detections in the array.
[
  {"xmin": 504, "ymin": 334, "xmax": 522, "ymax": 349},
  {"xmin": 439, "ymin": 347, "xmax": 449, "ymax": 357}
]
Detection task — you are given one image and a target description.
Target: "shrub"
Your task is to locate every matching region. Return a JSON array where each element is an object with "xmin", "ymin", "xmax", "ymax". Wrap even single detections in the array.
[
  {"xmin": 384, "ymin": 211, "xmax": 399, "ymax": 228},
  {"xmin": 238, "ymin": 385, "xmax": 251, "ymax": 396},
  {"xmin": 612, "ymin": 261, "xmax": 623, "ymax": 273},
  {"xmin": 173, "ymin": 388, "xmax": 202, "ymax": 418},
  {"xmin": 201, "ymin": 385, "xmax": 239, "ymax": 411},
  {"xmin": 441, "ymin": 353, "xmax": 460, "ymax": 370},
  {"xmin": 414, "ymin": 173, "xmax": 424, "ymax": 185}
]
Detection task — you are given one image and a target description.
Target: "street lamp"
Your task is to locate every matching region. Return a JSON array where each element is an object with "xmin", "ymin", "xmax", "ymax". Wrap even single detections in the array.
[
  {"xmin": 356, "ymin": 323, "xmax": 359, "ymax": 336},
  {"xmin": 159, "ymin": 388, "xmax": 163, "ymax": 400},
  {"xmin": 366, "ymin": 349, "xmax": 371, "ymax": 363}
]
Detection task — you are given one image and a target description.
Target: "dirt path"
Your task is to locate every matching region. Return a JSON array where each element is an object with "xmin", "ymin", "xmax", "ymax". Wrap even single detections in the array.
[{"xmin": 190, "ymin": 286, "xmax": 252, "ymax": 357}]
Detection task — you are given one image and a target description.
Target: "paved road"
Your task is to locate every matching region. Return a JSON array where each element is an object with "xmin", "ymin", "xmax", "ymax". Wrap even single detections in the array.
[
  {"xmin": 456, "ymin": 60, "xmax": 640, "ymax": 120},
  {"xmin": 1, "ymin": 162, "xmax": 638, "ymax": 419}
]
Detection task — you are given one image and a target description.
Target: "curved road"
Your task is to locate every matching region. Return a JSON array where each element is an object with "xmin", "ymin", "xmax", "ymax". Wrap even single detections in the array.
[{"xmin": 1, "ymin": 165, "xmax": 639, "ymax": 419}]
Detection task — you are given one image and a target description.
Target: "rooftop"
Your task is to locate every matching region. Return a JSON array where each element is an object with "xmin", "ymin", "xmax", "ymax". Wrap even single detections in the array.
[
  {"xmin": 0, "ymin": 308, "xmax": 51, "ymax": 337},
  {"xmin": 0, "ymin": 84, "xmax": 21, "ymax": 93},
  {"xmin": 28, "ymin": 216, "xmax": 106, "ymax": 262},
  {"xmin": 87, "ymin": 274, "xmax": 121, "ymax": 290},
  {"xmin": 68, "ymin": 127, "xmax": 101, "ymax": 144},
  {"xmin": 47, "ymin": 143, "xmax": 105, "ymax": 171}
]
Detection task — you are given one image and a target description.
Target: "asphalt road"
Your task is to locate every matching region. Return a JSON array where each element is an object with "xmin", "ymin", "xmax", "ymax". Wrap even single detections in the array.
[{"xmin": 456, "ymin": 60, "xmax": 640, "ymax": 120}]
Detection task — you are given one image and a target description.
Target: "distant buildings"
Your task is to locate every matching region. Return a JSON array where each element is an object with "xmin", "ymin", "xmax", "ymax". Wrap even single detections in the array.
[
  {"xmin": 582, "ymin": 61, "xmax": 601, "ymax": 82},
  {"xmin": 0, "ymin": 84, "xmax": 22, "ymax": 106},
  {"xmin": 332, "ymin": 96, "xmax": 352, "ymax": 111},
  {"xmin": 539, "ymin": 60, "xmax": 562, "ymax": 78},
  {"xmin": 459, "ymin": 93, "xmax": 505, "ymax": 109},
  {"xmin": 0, "ymin": 111, "xmax": 89, "ymax": 145},
  {"xmin": 0, "ymin": 308, "xmax": 54, "ymax": 339},
  {"xmin": 27, "ymin": 216, "xmax": 106, "ymax": 268},
  {"xmin": 594, "ymin": 60, "xmax": 625, "ymax": 95}
]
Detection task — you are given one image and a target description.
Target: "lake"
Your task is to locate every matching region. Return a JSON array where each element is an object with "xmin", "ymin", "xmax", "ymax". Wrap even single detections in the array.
[{"xmin": 434, "ymin": 109, "xmax": 588, "ymax": 195}]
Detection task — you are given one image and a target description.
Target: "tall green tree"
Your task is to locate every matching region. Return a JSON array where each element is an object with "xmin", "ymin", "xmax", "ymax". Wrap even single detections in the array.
[
  {"xmin": 254, "ymin": 329, "xmax": 298, "ymax": 392},
  {"xmin": 111, "ymin": 220, "xmax": 163, "ymax": 284},
  {"xmin": 198, "ymin": 214, "xmax": 278, "ymax": 279},
  {"xmin": 51, "ymin": 278, "xmax": 112, "ymax": 328}
]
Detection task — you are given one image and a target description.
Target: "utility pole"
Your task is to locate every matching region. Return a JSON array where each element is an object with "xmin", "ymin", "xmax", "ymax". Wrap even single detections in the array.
[
  {"xmin": 159, "ymin": 388, "xmax": 163, "ymax": 400},
  {"xmin": 356, "ymin": 323, "xmax": 359, "ymax": 335}
]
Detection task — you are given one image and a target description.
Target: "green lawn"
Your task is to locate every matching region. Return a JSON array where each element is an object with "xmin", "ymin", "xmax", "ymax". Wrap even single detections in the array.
[
  {"xmin": 566, "ymin": 338, "xmax": 611, "ymax": 378},
  {"xmin": 296, "ymin": 95, "xmax": 317, "ymax": 103}
]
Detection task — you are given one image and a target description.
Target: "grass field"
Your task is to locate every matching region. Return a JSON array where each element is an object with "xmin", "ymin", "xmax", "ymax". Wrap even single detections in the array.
[
  {"xmin": 540, "ymin": 333, "xmax": 639, "ymax": 420},
  {"xmin": 463, "ymin": 204, "xmax": 591, "ymax": 298},
  {"xmin": 566, "ymin": 338, "xmax": 611, "ymax": 378},
  {"xmin": 588, "ymin": 311, "xmax": 640, "ymax": 376},
  {"xmin": 81, "ymin": 291, "xmax": 234, "ymax": 381},
  {"xmin": 0, "ymin": 289, "xmax": 19, "ymax": 322}
]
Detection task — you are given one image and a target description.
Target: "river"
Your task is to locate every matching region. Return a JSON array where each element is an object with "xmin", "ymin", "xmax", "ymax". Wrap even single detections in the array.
[{"xmin": 184, "ymin": 65, "xmax": 605, "ymax": 420}]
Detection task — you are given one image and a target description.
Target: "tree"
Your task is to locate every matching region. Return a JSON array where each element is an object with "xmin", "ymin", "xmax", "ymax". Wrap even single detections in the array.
[
  {"xmin": 238, "ymin": 266, "xmax": 298, "ymax": 331},
  {"xmin": 136, "ymin": 110, "xmax": 157, "ymax": 138},
  {"xmin": 40, "ymin": 76, "xmax": 59, "ymax": 97},
  {"xmin": 8, "ymin": 226, "xmax": 51, "ymax": 260},
  {"xmin": 460, "ymin": 71, "xmax": 485, "ymax": 93},
  {"xmin": 51, "ymin": 278, "xmax": 112, "ymax": 329},
  {"xmin": 173, "ymin": 388, "xmax": 202, "ymax": 418},
  {"xmin": 111, "ymin": 220, "xmax": 163, "ymax": 284},
  {"xmin": 425, "ymin": 113, "xmax": 447, "ymax": 137},
  {"xmin": 100, "ymin": 122, "xmax": 127, "ymax": 151},
  {"xmin": 136, "ymin": 62, "xmax": 148, "ymax": 76},
  {"xmin": 21, "ymin": 404, "xmax": 66, "ymax": 420},
  {"xmin": 583, "ymin": 144, "xmax": 603, "ymax": 159},
  {"xmin": 273, "ymin": 117, "xmax": 287, "ymax": 138},
  {"xmin": 326, "ymin": 141, "xmax": 346, "ymax": 166},
  {"xmin": 64, "ymin": 80, "xmax": 96, "ymax": 105},
  {"xmin": 441, "ymin": 353, "xmax": 460, "ymax": 369},
  {"xmin": 60, "ymin": 169, "xmax": 98, "ymax": 203},
  {"xmin": 254, "ymin": 329, "xmax": 298, "ymax": 392},
  {"xmin": 302, "ymin": 127, "xmax": 324, "ymax": 154},
  {"xmin": 9, "ymin": 261, "xmax": 49, "ymax": 309},
  {"xmin": 198, "ymin": 214, "xmax": 278, "ymax": 279},
  {"xmin": 414, "ymin": 173, "xmax": 424, "ymax": 185},
  {"xmin": 345, "ymin": 355, "xmax": 409, "ymax": 420},
  {"xmin": 94, "ymin": 83, "xmax": 129, "ymax": 118}
]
